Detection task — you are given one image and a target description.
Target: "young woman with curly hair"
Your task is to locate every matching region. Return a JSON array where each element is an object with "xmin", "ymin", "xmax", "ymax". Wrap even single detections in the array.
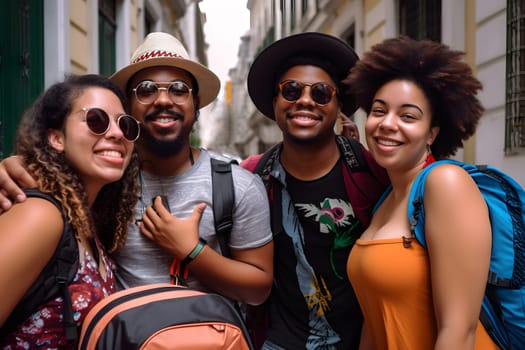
[
  {"xmin": 0, "ymin": 74, "xmax": 140, "ymax": 348},
  {"xmin": 345, "ymin": 36, "xmax": 499, "ymax": 349}
]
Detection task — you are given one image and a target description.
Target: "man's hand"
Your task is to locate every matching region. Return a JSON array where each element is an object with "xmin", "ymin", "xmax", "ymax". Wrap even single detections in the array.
[
  {"xmin": 340, "ymin": 112, "xmax": 360, "ymax": 141},
  {"xmin": 0, "ymin": 156, "xmax": 37, "ymax": 211},
  {"xmin": 139, "ymin": 196, "xmax": 206, "ymax": 260}
]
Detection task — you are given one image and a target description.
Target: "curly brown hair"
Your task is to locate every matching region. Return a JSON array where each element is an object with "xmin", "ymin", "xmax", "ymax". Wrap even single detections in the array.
[
  {"xmin": 13, "ymin": 74, "xmax": 139, "ymax": 253},
  {"xmin": 343, "ymin": 36, "xmax": 484, "ymax": 158}
]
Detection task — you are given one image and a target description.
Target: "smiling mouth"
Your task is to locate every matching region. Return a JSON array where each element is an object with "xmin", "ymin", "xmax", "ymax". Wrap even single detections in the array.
[
  {"xmin": 377, "ymin": 138, "xmax": 402, "ymax": 146},
  {"xmin": 97, "ymin": 150, "xmax": 123, "ymax": 158},
  {"xmin": 145, "ymin": 109, "xmax": 184, "ymax": 124},
  {"xmin": 293, "ymin": 115, "xmax": 317, "ymax": 121},
  {"xmin": 152, "ymin": 116, "xmax": 177, "ymax": 124},
  {"xmin": 287, "ymin": 112, "xmax": 321, "ymax": 124}
]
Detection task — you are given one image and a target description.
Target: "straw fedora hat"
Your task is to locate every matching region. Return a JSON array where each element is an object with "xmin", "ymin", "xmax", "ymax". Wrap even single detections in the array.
[
  {"xmin": 247, "ymin": 32, "xmax": 359, "ymax": 119},
  {"xmin": 110, "ymin": 32, "xmax": 220, "ymax": 108}
]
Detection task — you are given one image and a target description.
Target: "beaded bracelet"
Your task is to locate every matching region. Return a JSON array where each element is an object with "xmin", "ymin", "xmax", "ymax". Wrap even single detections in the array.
[{"xmin": 181, "ymin": 237, "xmax": 207, "ymax": 268}]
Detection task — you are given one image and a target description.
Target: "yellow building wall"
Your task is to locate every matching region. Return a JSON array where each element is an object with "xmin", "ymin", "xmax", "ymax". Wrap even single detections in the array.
[
  {"xmin": 366, "ymin": 25, "xmax": 384, "ymax": 51},
  {"xmin": 364, "ymin": 0, "xmax": 380, "ymax": 13},
  {"xmin": 70, "ymin": 0, "xmax": 89, "ymax": 74},
  {"xmin": 63, "ymin": 1, "xmax": 186, "ymax": 75},
  {"xmin": 362, "ymin": 0, "xmax": 386, "ymax": 51},
  {"xmin": 130, "ymin": 0, "xmax": 139, "ymax": 51},
  {"xmin": 335, "ymin": 0, "xmax": 351, "ymax": 17}
]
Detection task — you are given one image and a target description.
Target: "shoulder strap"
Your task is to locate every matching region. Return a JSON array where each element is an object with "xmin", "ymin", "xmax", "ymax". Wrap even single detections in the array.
[
  {"xmin": 253, "ymin": 145, "xmax": 283, "ymax": 235},
  {"xmin": 407, "ymin": 158, "xmax": 509, "ymax": 247},
  {"xmin": 211, "ymin": 158, "xmax": 236, "ymax": 257},
  {"xmin": 337, "ymin": 135, "xmax": 389, "ymax": 227},
  {"xmin": 241, "ymin": 145, "xmax": 283, "ymax": 236},
  {"xmin": 372, "ymin": 185, "xmax": 392, "ymax": 213},
  {"xmin": 253, "ymin": 143, "xmax": 281, "ymax": 180},
  {"xmin": 0, "ymin": 189, "xmax": 78, "ymax": 343},
  {"xmin": 408, "ymin": 160, "xmax": 460, "ymax": 247},
  {"xmin": 336, "ymin": 135, "xmax": 369, "ymax": 172}
]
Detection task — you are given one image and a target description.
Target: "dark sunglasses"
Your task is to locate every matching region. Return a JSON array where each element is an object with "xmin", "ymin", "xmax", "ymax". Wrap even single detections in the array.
[
  {"xmin": 80, "ymin": 108, "xmax": 140, "ymax": 142},
  {"xmin": 133, "ymin": 80, "xmax": 193, "ymax": 105},
  {"xmin": 278, "ymin": 80, "xmax": 337, "ymax": 105}
]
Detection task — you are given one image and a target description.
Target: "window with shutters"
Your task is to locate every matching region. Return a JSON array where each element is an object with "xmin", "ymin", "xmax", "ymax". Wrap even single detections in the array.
[
  {"xmin": 398, "ymin": 0, "xmax": 441, "ymax": 42},
  {"xmin": 505, "ymin": 0, "xmax": 525, "ymax": 154},
  {"xmin": 98, "ymin": 0, "xmax": 116, "ymax": 77}
]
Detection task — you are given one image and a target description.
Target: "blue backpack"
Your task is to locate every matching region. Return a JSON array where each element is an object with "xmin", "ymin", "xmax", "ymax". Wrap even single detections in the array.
[{"xmin": 406, "ymin": 159, "xmax": 525, "ymax": 350}]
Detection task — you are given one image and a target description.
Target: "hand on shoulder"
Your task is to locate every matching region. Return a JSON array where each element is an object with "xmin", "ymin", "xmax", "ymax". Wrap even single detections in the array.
[{"xmin": 0, "ymin": 155, "xmax": 38, "ymax": 211}]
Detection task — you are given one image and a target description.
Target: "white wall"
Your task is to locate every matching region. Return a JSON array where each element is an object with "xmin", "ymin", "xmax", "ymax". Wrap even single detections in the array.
[{"xmin": 44, "ymin": 0, "xmax": 70, "ymax": 87}]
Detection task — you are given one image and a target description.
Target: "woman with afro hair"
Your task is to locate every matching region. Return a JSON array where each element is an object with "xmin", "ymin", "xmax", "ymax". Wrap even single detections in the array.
[{"xmin": 345, "ymin": 36, "xmax": 499, "ymax": 349}]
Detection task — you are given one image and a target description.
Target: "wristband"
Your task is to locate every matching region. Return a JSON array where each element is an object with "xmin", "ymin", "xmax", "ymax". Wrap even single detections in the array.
[{"xmin": 181, "ymin": 237, "xmax": 206, "ymax": 267}]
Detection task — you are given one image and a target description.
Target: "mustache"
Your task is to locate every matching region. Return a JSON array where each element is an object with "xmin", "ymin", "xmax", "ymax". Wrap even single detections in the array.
[{"xmin": 144, "ymin": 109, "xmax": 185, "ymax": 122}]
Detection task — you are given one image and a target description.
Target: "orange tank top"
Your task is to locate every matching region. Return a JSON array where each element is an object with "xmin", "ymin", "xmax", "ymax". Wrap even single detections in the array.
[{"xmin": 347, "ymin": 238, "xmax": 499, "ymax": 350}]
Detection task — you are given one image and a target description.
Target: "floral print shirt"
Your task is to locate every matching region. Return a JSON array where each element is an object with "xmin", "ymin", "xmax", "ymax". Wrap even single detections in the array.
[{"xmin": 1, "ymin": 237, "xmax": 116, "ymax": 349}]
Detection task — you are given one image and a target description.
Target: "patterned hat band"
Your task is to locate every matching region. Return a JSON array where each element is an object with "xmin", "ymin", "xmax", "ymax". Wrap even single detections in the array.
[{"xmin": 132, "ymin": 50, "xmax": 184, "ymax": 64}]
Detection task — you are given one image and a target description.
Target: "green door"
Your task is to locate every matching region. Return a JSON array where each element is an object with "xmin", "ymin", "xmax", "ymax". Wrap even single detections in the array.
[
  {"xmin": 99, "ymin": 0, "xmax": 116, "ymax": 77},
  {"xmin": 0, "ymin": 0, "xmax": 44, "ymax": 158}
]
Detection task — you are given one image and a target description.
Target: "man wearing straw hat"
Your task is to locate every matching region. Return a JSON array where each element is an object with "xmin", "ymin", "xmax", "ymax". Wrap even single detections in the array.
[{"xmin": 0, "ymin": 32, "xmax": 273, "ymax": 306}]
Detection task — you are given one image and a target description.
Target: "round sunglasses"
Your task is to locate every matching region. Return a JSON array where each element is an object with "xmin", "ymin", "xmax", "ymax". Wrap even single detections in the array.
[
  {"xmin": 79, "ymin": 107, "xmax": 140, "ymax": 142},
  {"xmin": 132, "ymin": 80, "xmax": 193, "ymax": 105},
  {"xmin": 278, "ymin": 80, "xmax": 337, "ymax": 105}
]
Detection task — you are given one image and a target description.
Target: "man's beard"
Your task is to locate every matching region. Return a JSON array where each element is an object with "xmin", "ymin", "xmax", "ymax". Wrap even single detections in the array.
[
  {"xmin": 140, "ymin": 128, "xmax": 185, "ymax": 157},
  {"xmin": 139, "ymin": 108, "xmax": 188, "ymax": 157}
]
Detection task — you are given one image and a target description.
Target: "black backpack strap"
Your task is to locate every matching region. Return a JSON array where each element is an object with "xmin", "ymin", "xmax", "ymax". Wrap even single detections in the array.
[
  {"xmin": 253, "ymin": 143, "xmax": 282, "ymax": 193},
  {"xmin": 336, "ymin": 135, "xmax": 369, "ymax": 172},
  {"xmin": 253, "ymin": 143, "xmax": 281, "ymax": 175},
  {"xmin": 336, "ymin": 135, "xmax": 389, "ymax": 210},
  {"xmin": 0, "ymin": 189, "xmax": 78, "ymax": 343},
  {"xmin": 60, "ymin": 279, "xmax": 77, "ymax": 343},
  {"xmin": 211, "ymin": 158, "xmax": 236, "ymax": 257},
  {"xmin": 251, "ymin": 144, "xmax": 283, "ymax": 237}
]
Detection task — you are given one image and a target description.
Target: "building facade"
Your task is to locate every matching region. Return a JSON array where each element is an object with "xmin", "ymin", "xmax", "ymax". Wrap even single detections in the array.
[
  {"xmin": 0, "ymin": 0, "xmax": 211, "ymax": 157},
  {"xmin": 224, "ymin": 0, "xmax": 524, "ymax": 186}
]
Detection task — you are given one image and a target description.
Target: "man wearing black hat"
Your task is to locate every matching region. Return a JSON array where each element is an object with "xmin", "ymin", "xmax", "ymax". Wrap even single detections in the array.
[{"xmin": 242, "ymin": 32, "xmax": 389, "ymax": 349}]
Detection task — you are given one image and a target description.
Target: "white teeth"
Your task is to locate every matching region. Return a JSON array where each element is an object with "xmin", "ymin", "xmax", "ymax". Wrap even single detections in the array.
[
  {"xmin": 100, "ymin": 150, "xmax": 122, "ymax": 158},
  {"xmin": 378, "ymin": 139, "xmax": 400, "ymax": 146},
  {"xmin": 156, "ymin": 117, "xmax": 174, "ymax": 123},
  {"xmin": 295, "ymin": 116, "xmax": 314, "ymax": 121}
]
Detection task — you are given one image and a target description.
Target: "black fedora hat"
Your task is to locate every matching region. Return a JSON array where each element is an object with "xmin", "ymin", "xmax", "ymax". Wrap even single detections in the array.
[{"xmin": 247, "ymin": 32, "xmax": 359, "ymax": 120}]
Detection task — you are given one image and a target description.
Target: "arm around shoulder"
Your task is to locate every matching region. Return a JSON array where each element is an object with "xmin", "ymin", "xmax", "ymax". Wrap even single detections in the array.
[{"xmin": 0, "ymin": 156, "xmax": 38, "ymax": 211}]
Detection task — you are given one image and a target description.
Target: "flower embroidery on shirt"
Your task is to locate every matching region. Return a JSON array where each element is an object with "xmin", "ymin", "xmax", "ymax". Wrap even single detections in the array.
[{"xmin": 296, "ymin": 198, "xmax": 360, "ymax": 279}]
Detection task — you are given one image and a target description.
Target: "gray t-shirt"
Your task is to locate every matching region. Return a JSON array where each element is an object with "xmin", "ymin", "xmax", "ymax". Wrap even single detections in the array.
[{"xmin": 112, "ymin": 149, "xmax": 272, "ymax": 290}]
